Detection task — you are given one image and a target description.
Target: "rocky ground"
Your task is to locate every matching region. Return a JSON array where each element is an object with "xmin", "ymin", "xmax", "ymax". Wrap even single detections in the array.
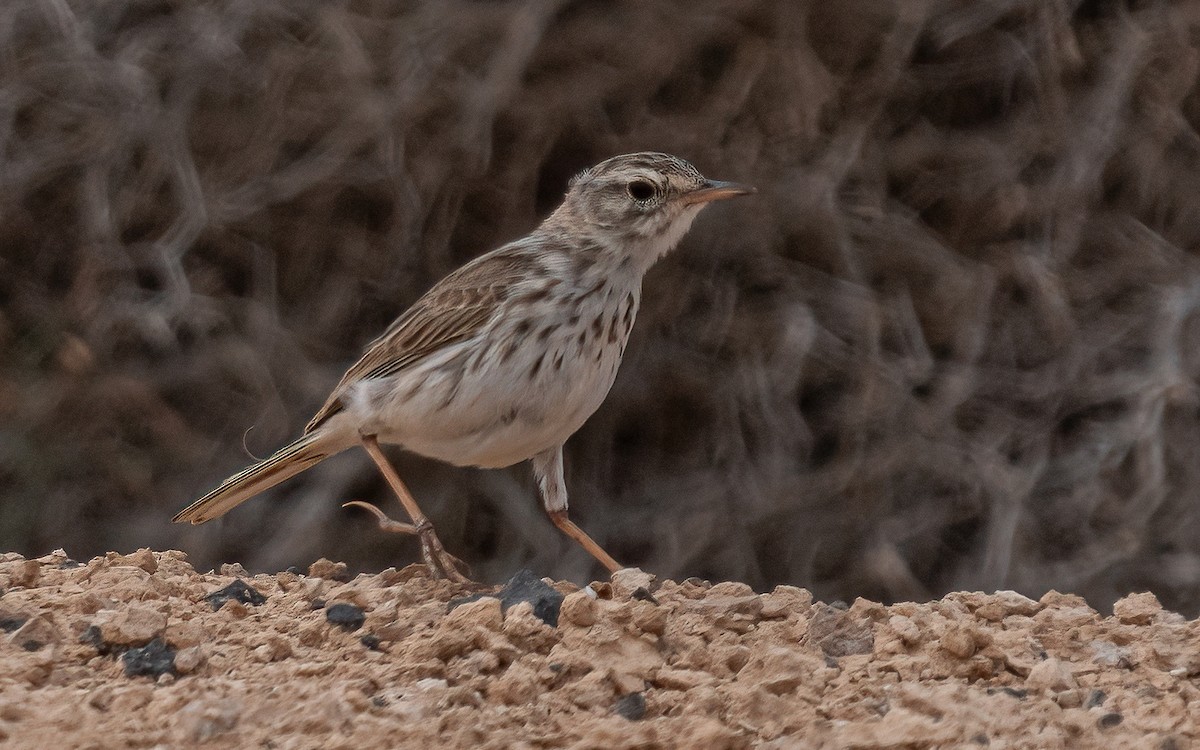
[{"xmin": 0, "ymin": 549, "xmax": 1196, "ymax": 749}]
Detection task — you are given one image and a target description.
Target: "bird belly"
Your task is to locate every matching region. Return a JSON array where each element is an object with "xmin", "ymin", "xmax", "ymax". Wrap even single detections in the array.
[{"xmin": 339, "ymin": 326, "xmax": 627, "ymax": 469}]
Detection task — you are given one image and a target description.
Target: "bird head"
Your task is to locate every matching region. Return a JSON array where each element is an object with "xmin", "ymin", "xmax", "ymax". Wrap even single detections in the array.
[{"xmin": 556, "ymin": 152, "xmax": 755, "ymax": 266}]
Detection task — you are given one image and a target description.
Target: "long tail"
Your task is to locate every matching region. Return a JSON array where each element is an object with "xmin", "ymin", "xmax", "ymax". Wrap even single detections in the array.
[{"xmin": 173, "ymin": 430, "xmax": 343, "ymax": 524}]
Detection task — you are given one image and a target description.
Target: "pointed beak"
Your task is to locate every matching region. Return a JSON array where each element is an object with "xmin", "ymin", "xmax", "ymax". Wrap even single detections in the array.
[{"xmin": 679, "ymin": 179, "xmax": 757, "ymax": 206}]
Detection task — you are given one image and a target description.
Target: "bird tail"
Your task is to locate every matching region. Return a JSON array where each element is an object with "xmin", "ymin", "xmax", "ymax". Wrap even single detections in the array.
[{"xmin": 173, "ymin": 430, "xmax": 342, "ymax": 524}]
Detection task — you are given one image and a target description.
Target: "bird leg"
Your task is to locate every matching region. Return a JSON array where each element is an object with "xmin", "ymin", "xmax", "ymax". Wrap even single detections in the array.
[
  {"xmin": 548, "ymin": 510, "xmax": 622, "ymax": 573},
  {"xmin": 352, "ymin": 435, "xmax": 471, "ymax": 583},
  {"xmin": 532, "ymin": 445, "xmax": 623, "ymax": 574}
]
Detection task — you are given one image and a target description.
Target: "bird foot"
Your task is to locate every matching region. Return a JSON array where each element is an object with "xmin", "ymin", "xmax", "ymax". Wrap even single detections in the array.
[
  {"xmin": 342, "ymin": 501, "xmax": 472, "ymax": 583},
  {"xmin": 417, "ymin": 526, "xmax": 473, "ymax": 584}
]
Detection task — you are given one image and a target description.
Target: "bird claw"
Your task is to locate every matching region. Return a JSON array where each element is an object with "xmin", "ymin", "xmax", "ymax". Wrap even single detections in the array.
[
  {"xmin": 342, "ymin": 500, "xmax": 419, "ymax": 535},
  {"xmin": 342, "ymin": 500, "xmax": 472, "ymax": 583},
  {"xmin": 417, "ymin": 530, "xmax": 473, "ymax": 584}
]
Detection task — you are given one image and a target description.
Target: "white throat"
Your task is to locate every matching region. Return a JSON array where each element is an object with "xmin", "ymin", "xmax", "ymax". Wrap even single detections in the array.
[{"xmin": 639, "ymin": 203, "xmax": 707, "ymax": 272}]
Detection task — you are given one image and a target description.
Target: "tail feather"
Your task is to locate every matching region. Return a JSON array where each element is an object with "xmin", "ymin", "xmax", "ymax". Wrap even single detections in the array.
[{"xmin": 174, "ymin": 431, "xmax": 340, "ymax": 524}]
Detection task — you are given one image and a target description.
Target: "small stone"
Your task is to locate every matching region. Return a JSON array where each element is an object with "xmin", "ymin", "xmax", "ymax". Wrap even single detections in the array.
[
  {"xmin": 1098, "ymin": 712, "xmax": 1123, "ymax": 729},
  {"xmin": 610, "ymin": 671, "xmax": 645, "ymax": 696},
  {"xmin": 759, "ymin": 585, "xmax": 813, "ymax": 619},
  {"xmin": 220, "ymin": 600, "xmax": 250, "ymax": 619},
  {"xmin": 631, "ymin": 587, "xmax": 659, "ymax": 605},
  {"xmin": 360, "ymin": 634, "xmax": 382, "ymax": 650},
  {"xmin": 218, "ymin": 562, "xmax": 249, "ymax": 577},
  {"xmin": 445, "ymin": 596, "xmax": 504, "ymax": 631},
  {"xmin": 1091, "ymin": 640, "xmax": 1133, "ymax": 668},
  {"xmin": 122, "ymin": 638, "xmax": 176, "ymax": 678},
  {"xmin": 1026, "ymin": 658, "xmax": 1077, "ymax": 693},
  {"xmin": 297, "ymin": 622, "xmax": 325, "ymax": 647},
  {"xmin": 889, "ymin": 615, "xmax": 921, "ymax": 645},
  {"xmin": 164, "ymin": 621, "xmax": 206, "ymax": 649},
  {"xmin": 206, "ymin": 580, "xmax": 267, "ymax": 611},
  {"xmin": 37, "ymin": 548, "xmax": 71, "ymax": 567},
  {"xmin": 326, "ymin": 603, "xmax": 366, "ymax": 631},
  {"xmin": 174, "ymin": 646, "xmax": 205, "ymax": 675},
  {"xmin": 940, "ymin": 626, "xmax": 977, "ymax": 659},
  {"xmin": 8, "ymin": 560, "xmax": 40, "ymax": 588},
  {"xmin": 325, "ymin": 585, "xmax": 369, "ymax": 610},
  {"xmin": 1055, "ymin": 689, "xmax": 1084, "ymax": 709},
  {"xmin": 0, "ymin": 616, "xmax": 28, "ymax": 634},
  {"xmin": 611, "ymin": 568, "xmax": 657, "ymax": 599},
  {"xmin": 614, "ymin": 692, "xmax": 646, "ymax": 721},
  {"xmin": 975, "ymin": 590, "xmax": 1040, "ymax": 621},
  {"xmin": 94, "ymin": 605, "xmax": 168, "ymax": 647},
  {"xmin": 251, "ymin": 636, "xmax": 292, "ymax": 663},
  {"xmin": 559, "ymin": 591, "xmax": 598, "ymax": 628},
  {"xmin": 1112, "ymin": 592, "xmax": 1162, "ymax": 626},
  {"xmin": 8, "ymin": 616, "xmax": 62, "ymax": 650},
  {"xmin": 631, "ymin": 601, "xmax": 667, "ymax": 635},
  {"xmin": 308, "ymin": 559, "xmax": 351, "ymax": 582},
  {"xmin": 108, "ymin": 549, "xmax": 158, "ymax": 574},
  {"xmin": 654, "ymin": 668, "xmax": 713, "ymax": 690}
]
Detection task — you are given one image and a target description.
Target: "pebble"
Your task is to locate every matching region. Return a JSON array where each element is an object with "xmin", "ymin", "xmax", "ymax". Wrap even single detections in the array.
[
  {"xmin": 326, "ymin": 603, "xmax": 366, "ymax": 631},
  {"xmin": 94, "ymin": 605, "xmax": 167, "ymax": 646},
  {"xmin": 614, "ymin": 692, "xmax": 646, "ymax": 721},
  {"xmin": 206, "ymin": 580, "xmax": 267, "ymax": 611}
]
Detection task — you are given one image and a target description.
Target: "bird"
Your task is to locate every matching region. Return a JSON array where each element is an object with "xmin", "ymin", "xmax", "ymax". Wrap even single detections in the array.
[{"xmin": 173, "ymin": 152, "xmax": 755, "ymax": 582}]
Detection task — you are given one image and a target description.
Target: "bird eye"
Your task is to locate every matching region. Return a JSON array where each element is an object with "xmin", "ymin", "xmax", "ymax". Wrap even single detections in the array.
[{"xmin": 626, "ymin": 180, "xmax": 655, "ymax": 202}]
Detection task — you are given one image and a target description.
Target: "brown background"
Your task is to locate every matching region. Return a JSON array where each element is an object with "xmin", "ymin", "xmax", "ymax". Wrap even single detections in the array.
[{"xmin": 3, "ymin": 0, "xmax": 1200, "ymax": 614}]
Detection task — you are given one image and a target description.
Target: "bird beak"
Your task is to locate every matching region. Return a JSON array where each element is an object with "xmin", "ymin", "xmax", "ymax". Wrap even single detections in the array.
[{"xmin": 680, "ymin": 179, "xmax": 757, "ymax": 206}]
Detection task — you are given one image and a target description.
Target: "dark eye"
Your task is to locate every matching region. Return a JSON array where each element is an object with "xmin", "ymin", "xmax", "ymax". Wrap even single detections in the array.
[{"xmin": 627, "ymin": 180, "xmax": 655, "ymax": 202}]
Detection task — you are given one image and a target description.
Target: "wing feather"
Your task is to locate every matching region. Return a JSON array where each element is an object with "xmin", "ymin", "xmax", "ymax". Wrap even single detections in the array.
[{"xmin": 304, "ymin": 246, "xmax": 541, "ymax": 433}]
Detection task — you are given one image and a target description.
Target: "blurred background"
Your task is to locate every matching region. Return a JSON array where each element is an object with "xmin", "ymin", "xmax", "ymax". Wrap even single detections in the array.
[{"xmin": 3, "ymin": 0, "xmax": 1200, "ymax": 614}]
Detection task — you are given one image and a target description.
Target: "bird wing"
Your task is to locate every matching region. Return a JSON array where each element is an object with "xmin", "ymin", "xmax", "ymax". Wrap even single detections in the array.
[{"xmin": 304, "ymin": 247, "xmax": 539, "ymax": 434}]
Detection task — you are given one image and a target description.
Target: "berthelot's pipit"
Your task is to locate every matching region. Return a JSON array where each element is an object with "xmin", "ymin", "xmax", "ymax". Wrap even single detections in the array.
[{"xmin": 174, "ymin": 152, "xmax": 754, "ymax": 581}]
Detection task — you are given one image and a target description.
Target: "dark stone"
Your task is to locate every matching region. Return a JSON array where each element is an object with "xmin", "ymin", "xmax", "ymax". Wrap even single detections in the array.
[
  {"xmin": 286, "ymin": 566, "xmax": 303, "ymax": 575},
  {"xmin": 21, "ymin": 640, "xmax": 42, "ymax": 651},
  {"xmin": 449, "ymin": 569, "xmax": 564, "ymax": 627},
  {"xmin": 614, "ymin": 692, "xmax": 646, "ymax": 721},
  {"xmin": 326, "ymin": 603, "xmax": 366, "ymax": 631},
  {"xmin": 310, "ymin": 599, "xmax": 326, "ymax": 610},
  {"xmin": 1098, "ymin": 712, "xmax": 1123, "ymax": 729},
  {"xmin": 1001, "ymin": 687, "xmax": 1028, "ymax": 700},
  {"xmin": 80, "ymin": 625, "xmax": 114, "ymax": 655},
  {"xmin": 56, "ymin": 559, "xmax": 83, "ymax": 569},
  {"xmin": 122, "ymin": 638, "xmax": 176, "ymax": 678},
  {"xmin": 1086, "ymin": 689, "xmax": 1107, "ymax": 708},
  {"xmin": 631, "ymin": 587, "xmax": 659, "ymax": 605},
  {"xmin": 0, "ymin": 617, "xmax": 27, "ymax": 633},
  {"xmin": 206, "ymin": 579, "xmax": 266, "ymax": 611},
  {"xmin": 970, "ymin": 733, "xmax": 989, "ymax": 745},
  {"xmin": 360, "ymin": 634, "xmax": 381, "ymax": 650}
]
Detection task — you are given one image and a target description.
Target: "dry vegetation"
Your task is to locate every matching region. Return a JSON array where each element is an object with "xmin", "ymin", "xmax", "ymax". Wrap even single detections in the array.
[{"xmin": 3, "ymin": 0, "xmax": 1200, "ymax": 614}]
